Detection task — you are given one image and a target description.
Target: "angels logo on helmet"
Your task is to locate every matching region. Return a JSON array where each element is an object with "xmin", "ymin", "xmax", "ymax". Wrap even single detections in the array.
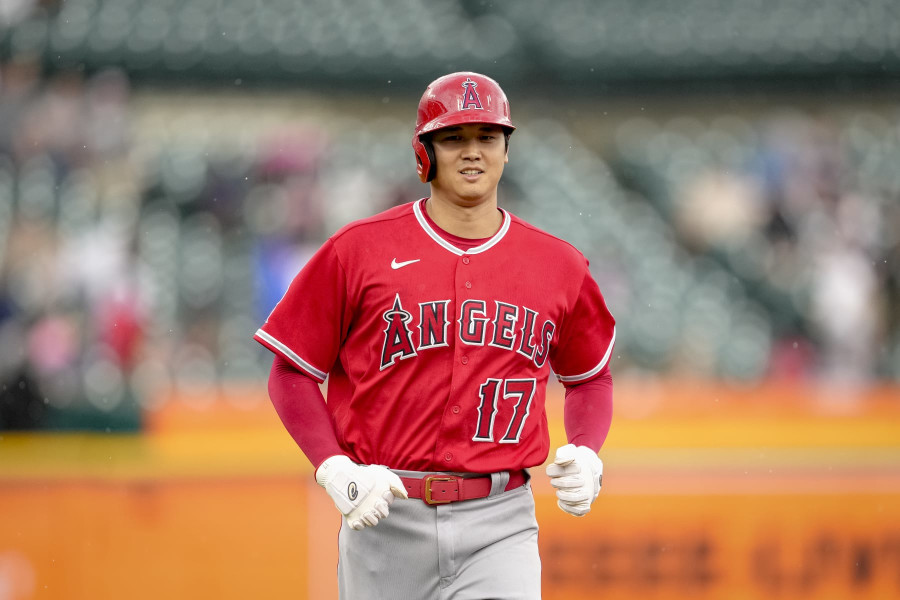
[{"xmin": 460, "ymin": 78, "xmax": 483, "ymax": 110}]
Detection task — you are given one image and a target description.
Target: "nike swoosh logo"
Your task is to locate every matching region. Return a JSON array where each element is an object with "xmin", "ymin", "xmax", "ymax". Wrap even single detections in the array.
[{"xmin": 391, "ymin": 258, "xmax": 421, "ymax": 270}]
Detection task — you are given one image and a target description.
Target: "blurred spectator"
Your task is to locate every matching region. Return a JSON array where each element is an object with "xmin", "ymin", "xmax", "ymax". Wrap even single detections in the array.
[
  {"xmin": 83, "ymin": 68, "xmax": 132, "ymax": 163},
  {"xmin": 0, "ymin": 55, "xmax": 41, "ymax": 158},
  {"xmin": 810, "ymin": 240, "xmax": 879, "ymax": 383},
  {"xmin": 95, "ymin": 282, "xmax": 145, "ymax": 370},
  {"xmin": 676, "ymin": 169, "xmax": 765, "ymax": 251},
  {"xmin": 0, "ymin": 287, "xmax": 46, "ymax": 429},
  {"xmin": 14, "ymin": 69, "xmax": 87, "ymax": 170},
  {"xmin": 767, "ymin": 336, "xmax": 817, "ymax": 381}
]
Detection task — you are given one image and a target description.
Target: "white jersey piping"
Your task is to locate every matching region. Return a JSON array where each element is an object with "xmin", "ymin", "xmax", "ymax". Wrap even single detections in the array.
[
  {"xmin": 255, "ymin": 329, "xmax": 328, "ymax": 381},
  {"xmin": 556, "ymin": 326, "xmax": 617, "ymax": 383},
  {"xmin": 413, "ymin": 198, "xmax": 511, "ymax": 256}
]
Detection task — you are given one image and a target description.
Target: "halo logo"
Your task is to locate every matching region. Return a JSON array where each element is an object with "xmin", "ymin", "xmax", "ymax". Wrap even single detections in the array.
[
  {"xmin": 461, "ymin": 78, "xmax": 483, "ymax": 110},
  {"xmin": 348, "ymin": 482, "xmax": 358, "ymax": 501}
]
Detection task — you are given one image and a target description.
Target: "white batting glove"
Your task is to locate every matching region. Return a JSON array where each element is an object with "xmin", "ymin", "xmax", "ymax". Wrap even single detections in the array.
[
  {"xmin": 545, "ymin": 444, "xmax": 603, "ymax": 517},
  {"xmin": 315, "ymin": 455, "xmax": 409, "ymax": 531}
]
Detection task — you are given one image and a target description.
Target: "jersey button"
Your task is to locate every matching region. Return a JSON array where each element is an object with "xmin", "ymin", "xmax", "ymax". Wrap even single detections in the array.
[
  {"xmin": 465, "ymin": 281, "xmax": 472, "ymax": 289},
  {"xmin": 462, "ymin": 256, "xmax": 470, "ymax": 265},
  {"xmin": 444, "ymin": 453, "xmax": 453, "ymax": 462},
  {"xmin": 452, "ymin": 405, "xmax": 460, "ymax": 414},
  {"xmin": 461, "ymin": 356, "xmax": 469, "ymax": 365}
]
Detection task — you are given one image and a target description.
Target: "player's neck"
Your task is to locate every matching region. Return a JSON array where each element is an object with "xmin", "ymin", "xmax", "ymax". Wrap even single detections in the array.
[{"xmin": 424, "ymin": 195, "xmax": 503, "ymax": 239}]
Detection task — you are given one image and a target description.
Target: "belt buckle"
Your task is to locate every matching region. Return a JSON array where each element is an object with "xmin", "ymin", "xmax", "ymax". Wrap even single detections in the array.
[{"xmin": 424, "ymin": 475, "xmax": 456, "ymax": 505}]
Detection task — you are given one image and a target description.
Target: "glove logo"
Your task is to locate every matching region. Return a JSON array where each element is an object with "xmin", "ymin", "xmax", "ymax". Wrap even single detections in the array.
[
  {"xmin": 460, "ymin": 78, "xmax": 483, "ymax": 110},
  {"xmin": 347, "ymin": 482, "xmax": 358, "ymax": 501}
]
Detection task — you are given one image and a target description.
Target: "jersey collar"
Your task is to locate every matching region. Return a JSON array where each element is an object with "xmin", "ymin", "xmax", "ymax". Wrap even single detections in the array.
[{"xmin": 413, "ymin": 198, "xmax": 511, "ymax": 256}]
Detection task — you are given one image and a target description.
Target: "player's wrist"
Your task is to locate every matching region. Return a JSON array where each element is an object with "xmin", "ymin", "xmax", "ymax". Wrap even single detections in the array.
[
  {"xmin": 567, "ymin": 437, "xmax": 601, "ymax": 454},
  {"xmin": 315, "ymin": 454, "xmax": 355, "ymax": 487}
]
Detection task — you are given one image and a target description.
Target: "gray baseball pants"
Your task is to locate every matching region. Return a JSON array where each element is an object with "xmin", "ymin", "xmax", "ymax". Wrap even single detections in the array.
[{"xmin": 337, "ymin": 471, "xmax": 541, "ymax": 600}]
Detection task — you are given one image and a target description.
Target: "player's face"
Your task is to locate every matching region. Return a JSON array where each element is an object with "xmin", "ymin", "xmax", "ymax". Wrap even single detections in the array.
[{"xmin": 429, "ymin": 123, "xmax": 509, "ymax": 206}]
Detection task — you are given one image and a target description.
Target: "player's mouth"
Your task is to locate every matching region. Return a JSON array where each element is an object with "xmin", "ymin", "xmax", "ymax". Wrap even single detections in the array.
[{"xmin": 459, "ymin": 168, "xmax": 483, "ymax": 181}]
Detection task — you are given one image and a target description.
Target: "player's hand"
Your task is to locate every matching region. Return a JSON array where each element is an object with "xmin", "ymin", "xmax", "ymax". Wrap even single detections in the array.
[
  {"xmin": 545, "ymin": 444, "xmax": 603, "ymax": 517},
  {"xmin": 315, "ymin": 455, "xmax": 409, "ymax": 530}
]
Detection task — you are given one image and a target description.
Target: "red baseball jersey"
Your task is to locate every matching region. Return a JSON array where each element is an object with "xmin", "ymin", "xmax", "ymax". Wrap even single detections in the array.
[{"xmin": 255, "ymin": 199, "xmax": 616, "ymax": 473}]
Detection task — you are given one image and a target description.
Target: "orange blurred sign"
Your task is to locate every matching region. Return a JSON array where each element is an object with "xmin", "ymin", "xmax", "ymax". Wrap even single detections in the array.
[{"xmin": 538, "ymin": 492, "xmax": 900, "ymax": 600}]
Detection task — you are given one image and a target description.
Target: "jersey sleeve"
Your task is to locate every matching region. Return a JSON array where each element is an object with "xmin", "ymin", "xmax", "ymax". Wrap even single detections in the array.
[
  {"xmin": 563, "ymin": 366, "xmax": 613, "ymax": 451},
  {"xmin": 268, "ymin": 355, "xmax": 344, "ymax": 468},
  {"xmin": 254, "ymin": 239, "xmax": 350, "ymax": 383},
  {"xmin": 550, "ymin": 265, "xmax": 616, "ymax": 386}
]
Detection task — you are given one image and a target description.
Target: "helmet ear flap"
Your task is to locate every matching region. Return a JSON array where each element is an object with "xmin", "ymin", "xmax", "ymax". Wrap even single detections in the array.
[{"xmin": 412, "ymin": 135, "xmax": 436, "ymax": 183}]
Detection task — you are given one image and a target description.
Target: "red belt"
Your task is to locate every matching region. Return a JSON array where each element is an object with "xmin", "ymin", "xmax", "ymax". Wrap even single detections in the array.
[{"xmin": 400, "ymin": 470, "xmax": 528, "ymax": 506}]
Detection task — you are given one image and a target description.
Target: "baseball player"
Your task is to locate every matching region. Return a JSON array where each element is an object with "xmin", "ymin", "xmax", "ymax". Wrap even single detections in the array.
[{"xmin": 255, "ymin": 72, "xmax": 615, "ymax": 599}]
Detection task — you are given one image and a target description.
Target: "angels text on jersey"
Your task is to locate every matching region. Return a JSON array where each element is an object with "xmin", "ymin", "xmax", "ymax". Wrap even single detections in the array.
[{"xmin": 380, "ymin": 293, "xmax": 556, "ymax": 371}]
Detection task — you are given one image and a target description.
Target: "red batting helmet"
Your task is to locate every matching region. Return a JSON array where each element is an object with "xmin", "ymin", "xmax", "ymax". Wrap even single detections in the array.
[{"xmin": 412, "ymin": 72, "xmax": 515, "ymax": 183}]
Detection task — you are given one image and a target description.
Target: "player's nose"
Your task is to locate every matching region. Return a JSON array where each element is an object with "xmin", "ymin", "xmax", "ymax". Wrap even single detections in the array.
[{"xmin": 461, "ymin": 140, "xmax": 481, "ymax": 159}]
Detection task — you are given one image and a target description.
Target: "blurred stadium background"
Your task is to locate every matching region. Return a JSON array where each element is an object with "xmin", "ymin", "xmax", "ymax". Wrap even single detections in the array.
[{"xmin": 1, "ymin": 0, "xmax": 899, "ymax": 598}]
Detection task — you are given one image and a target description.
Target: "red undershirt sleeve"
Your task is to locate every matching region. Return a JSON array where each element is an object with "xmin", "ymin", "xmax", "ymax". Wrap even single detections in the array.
[
  {"xmin": 268, "ymin": 355, "xmax": 345, "ymax": 469},
  {"xmin": 563, "ymin": 364, "xmax": 613, "ymax": 452}
]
